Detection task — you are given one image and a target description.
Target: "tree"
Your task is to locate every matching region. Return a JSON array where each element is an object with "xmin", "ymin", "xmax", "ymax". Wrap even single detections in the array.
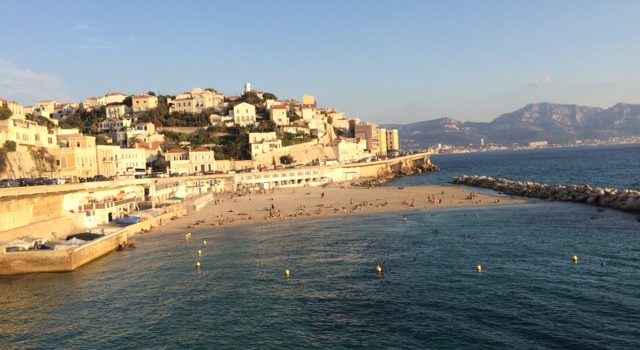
[
  {"xmin": 254, "ymin": 120, "xmax": 276, "ymax": 132},
  {"xmin": 280, "ymin": 155, "xmax": 294, "ymax": 165},
  {"xmin": 239, "ymin": 91, "xmax": 262, "ymax": 105},
  {"xmin": 147, "ymin": 91, "xmax": 156, "ymax": 96},
  {"xmin": 0, "ymin": 105, "xmax": 12, "ymax": 120},
  {"xmin": 152, "ymin": 154, "xmax": 168, "ymax": 172},
  {"xmin": 262, "ymin": 92, "xmax": 277, "ymax": 100},
  {"xmin": 4, "ymin": 141, "xmax": 16, "ymax": 152},
  {"xmin": 96, "ymin": 135, "xmax": 111, "ymax": 145},
  {"xmin": 122, "ymin": 96, "xmax": 133, "ymax": 108}
]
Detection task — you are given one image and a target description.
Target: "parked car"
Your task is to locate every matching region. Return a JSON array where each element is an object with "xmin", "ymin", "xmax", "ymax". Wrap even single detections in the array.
[
  {"xmin": 91, "ymin": 175, "xmax": 110, "ymax": 182},
  {"xmin": 0, "ymin": 179, "xmax": 20, "ymax": 188}
]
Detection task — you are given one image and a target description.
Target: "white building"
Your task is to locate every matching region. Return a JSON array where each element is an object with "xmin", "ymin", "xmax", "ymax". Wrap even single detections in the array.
[
  {"xmin": 98, "ymin": 117, "xmax": 132, "ymax": 132},
  {"xmin": 166, "ymin": 147, "xmax": 216, "ymax": 175},
  {"xmin": 249, "ymin": 132, "xmax": 282, "ymax": 159},
  {"xmin": 99, "ymin": 92, "xmax": 127, "ymax": 106},
  {"xmin": 301, "ymin": 104, "xmax": 316, "ymax": 121},
  {"xmin": 231, "ymin": 102, "xmax": 257, "ymax": 127},
  {"xmin": 269, "ymin": 105, "xmax": 289, "ymax": 126},
  {"xmin": 169, "ymin": 88, "xmax": 223, "ymax": 114},
  {"xmin": 96, "ymin": 145, "xmax": 147, "ymax": 177},
  {"xmin": 105, "ymin": 103, "xmax": 131, "ymax": 120}
]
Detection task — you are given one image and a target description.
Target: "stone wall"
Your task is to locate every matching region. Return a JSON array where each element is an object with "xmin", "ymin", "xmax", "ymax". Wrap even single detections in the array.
[
  {"xmin": 0, "ymin": 204, "xmax": 186, "ymax": 275},
  {"xmin": 451, "ymin": 175, "xmax": 640, "ymax": 213}
]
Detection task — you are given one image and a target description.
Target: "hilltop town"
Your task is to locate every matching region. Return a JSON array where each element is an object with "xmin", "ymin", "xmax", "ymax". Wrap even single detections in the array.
[{"xmin": 0, "ymin": 83, "xmax": 400, "ymax": 182}]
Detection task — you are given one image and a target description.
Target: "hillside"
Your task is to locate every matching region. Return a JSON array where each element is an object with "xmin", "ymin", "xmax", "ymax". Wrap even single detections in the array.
[{"xmin": 385, "ymin": 103, "xmax": 640, "ymax": 148}]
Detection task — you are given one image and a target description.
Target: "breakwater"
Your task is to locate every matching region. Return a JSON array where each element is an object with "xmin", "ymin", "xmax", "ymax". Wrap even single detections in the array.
[{"xmin": 451, "ymin": 175, "xmax": 640, "ymax": 213}]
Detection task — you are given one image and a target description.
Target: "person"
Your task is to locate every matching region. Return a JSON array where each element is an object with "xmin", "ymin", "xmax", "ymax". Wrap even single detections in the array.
[
  {"xmin": 321, "ymin": 192, "xmax": 325, "ymax": 199},
  {"xmin": 402, "ymin": 215, "xmax": 408, "ymax": 222}
]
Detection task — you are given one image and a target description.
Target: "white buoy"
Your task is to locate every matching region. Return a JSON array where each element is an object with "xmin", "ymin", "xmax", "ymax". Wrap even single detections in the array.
[
  {"xmin": 376, "ymin": 264, "xmax": 383, "ymax": 274},
  {"xmin": 197, "ymin": 250, "xmax": 202, "ymax": 257},
  {"xmin": 284, "ymin": 269, "xmax": 290, "ymax": 278},
  {"xmin": 203, "ymin": 240, "xmax": 208, "ymax": 247},
  {"xmin": 476, "ymin": 264, "xmax": 483, "ymax": 273},
  {"xmin": 196, "ymin": 261, "xmax": 201, "ymax": 268},
  {"xmin": 572, "ymin": 255, "xmax": 578, "ymax": 264}
]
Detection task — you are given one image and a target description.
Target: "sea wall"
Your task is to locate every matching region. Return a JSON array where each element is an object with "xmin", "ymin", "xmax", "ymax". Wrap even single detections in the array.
[
  {"xmin": 451, "ymin": 175, "xmax": 640, "ymax": 213},
  {"xmin": 0, "ymin": 204, "xmax": 186, "ymax": 275}
]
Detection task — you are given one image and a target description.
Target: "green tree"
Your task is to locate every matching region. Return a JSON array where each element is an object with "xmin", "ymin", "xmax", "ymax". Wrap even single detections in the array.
[
  {"xmin": 4, "ymin": 141, "xmax": 17, "ymax": 152},
  {"xmin": 262, "ymin": 92, "xmax": 277, "ymax": 100},
  {"xmin": 147, "ymin": 91, "xmax": 156, "ymax": 96},
  {"xmin": 122, "ymin": 96, "xmax": 133, "ymax": 108},
  {"xmin": 152, "ymin": 153, "xmax": 168, "ymax": 172},
  {"xmin": 0, "ymin": 105, "xmax": 12, "ymax": 120},
  {"xmin": 280, "ymin": 155, "xmax": 294, "ymax": 165},
  {"xmin": 239, "ymin": 91, "xmax": 262, "ymax": 105}
]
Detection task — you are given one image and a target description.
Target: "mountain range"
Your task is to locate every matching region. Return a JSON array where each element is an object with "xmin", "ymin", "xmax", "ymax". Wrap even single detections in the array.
[{"xmin": 384, "ymin": 103, "xmax": 640, "ymax": 148}]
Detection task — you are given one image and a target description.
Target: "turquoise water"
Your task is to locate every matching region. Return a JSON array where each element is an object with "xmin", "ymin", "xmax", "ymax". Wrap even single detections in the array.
[{"xmin": 1, "ymin": 145, "xmax": 639, "ymax": 349}]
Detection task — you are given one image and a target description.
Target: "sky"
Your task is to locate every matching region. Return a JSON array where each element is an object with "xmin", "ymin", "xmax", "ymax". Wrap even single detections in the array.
[{"xmin": 0, "ymin": 0, "xmax": 638, "ymax": 123}]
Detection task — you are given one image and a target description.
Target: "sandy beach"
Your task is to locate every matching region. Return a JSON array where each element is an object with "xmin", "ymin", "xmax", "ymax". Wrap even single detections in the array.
[{"xmin": 147, "ymin": 184, "xmax": 528, "ymax": 238}]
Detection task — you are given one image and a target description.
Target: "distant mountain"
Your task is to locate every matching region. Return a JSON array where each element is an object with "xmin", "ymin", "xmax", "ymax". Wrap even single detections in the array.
[{"xmin": 384, "ymin": 103, "xmax": 640, "ymax": 148}]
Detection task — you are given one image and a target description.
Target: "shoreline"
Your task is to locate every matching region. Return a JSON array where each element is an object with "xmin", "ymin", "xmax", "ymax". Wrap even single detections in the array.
[{"xmin": 140, "ymin": 183, "xmax": 529, "ymax": 240}]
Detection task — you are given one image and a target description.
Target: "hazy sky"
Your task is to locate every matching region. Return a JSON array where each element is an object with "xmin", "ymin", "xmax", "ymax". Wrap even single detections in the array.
[{"xmin": 0, "ymin": 0, "xmax": 638, "ymax": 123}]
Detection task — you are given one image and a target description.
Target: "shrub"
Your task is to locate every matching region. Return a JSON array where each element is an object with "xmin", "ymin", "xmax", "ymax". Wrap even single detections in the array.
[
  {"xmin": 280, "ymin": 155, "xmax": 294, "ymax": 165},
  {"xmin": 4, "ymin": 141, "xmax": 16, "ymax": 152}
]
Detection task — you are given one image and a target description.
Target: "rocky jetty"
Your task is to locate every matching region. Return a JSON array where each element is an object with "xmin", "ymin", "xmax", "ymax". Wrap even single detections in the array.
[{"xmin": 451, "ymin": 175, "xmax": 640, "ymax": 213}]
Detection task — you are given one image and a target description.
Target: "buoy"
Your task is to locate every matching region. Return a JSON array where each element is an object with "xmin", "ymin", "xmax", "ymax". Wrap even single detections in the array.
[
  {"xmin": 476, "ymin": 264, "xmax": 483, "ymax": 273},
  {"xmin": 572, "ymin": 255, "xmax": 578, "ymax": 264},
  {"xmin": 203, "ymin": 240, "xmax": 207, "ymax": 247},
  {"xmin": 197, "ymin": 249, "xmax": 202, "ymax": 257},
  {"xmin": 196, "ymin": 261, "xmax": 201, "ymax": 268},
  {"xmin": 376, "ymin": 264, "xmax": 383, "ymax": 274},
  {"xmin": 284, "ymin": 269, "xmax": 290, "ymax": 278}
]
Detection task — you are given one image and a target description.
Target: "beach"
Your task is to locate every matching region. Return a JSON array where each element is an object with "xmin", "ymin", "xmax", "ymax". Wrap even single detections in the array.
[{"xmin": 148, "ymin": 183, "xmax": 527, "ymax": 237}]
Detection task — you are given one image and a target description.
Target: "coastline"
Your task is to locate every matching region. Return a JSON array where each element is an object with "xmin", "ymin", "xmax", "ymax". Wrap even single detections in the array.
[{"xmin": 141, "ymin": 183, "xmax": 529, "ymax": 240}]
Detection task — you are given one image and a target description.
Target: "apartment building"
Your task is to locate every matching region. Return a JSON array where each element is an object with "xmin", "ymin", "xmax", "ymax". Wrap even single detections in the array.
[{"xmin": 132, "ymin": 94, "xmax": 158, "ymax": 112}]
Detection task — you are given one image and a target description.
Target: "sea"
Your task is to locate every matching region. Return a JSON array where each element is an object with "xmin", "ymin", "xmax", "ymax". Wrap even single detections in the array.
[{"xmin": 1, "ymin": 145, "xmax": 639, "ymax": 349}]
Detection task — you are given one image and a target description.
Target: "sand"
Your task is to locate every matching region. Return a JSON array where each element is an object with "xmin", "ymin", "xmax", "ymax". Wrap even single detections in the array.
[{"xmin": 147, "ymin": 183, "xmax": 528, "ymax": 237}]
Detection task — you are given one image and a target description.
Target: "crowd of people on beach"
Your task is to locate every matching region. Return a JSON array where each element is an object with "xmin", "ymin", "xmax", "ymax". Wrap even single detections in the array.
[{"xmin": 172, "ymin": 185, "xmax": 504, "ymax": 232}]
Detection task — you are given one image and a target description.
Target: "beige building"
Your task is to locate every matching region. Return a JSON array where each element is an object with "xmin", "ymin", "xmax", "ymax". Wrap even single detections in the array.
[
  {"xmin": 132, "ymin": 94, "xmax": 158, "ymax": 112},
  {"xmin": 33, "ymin": 100, "xmax": 57, "ymax": 118},
  {"xmin": 249, "ymin": 132, "xmax": 282, "ymax": 159},
  {"xmin": 82, "ymin": 97, "xmax": 100, "ymax": 111},
  {"xmin": 231, "ymin": 102, "xmax": 257, "ymax": 126},
  {"xmin": 379, "ymin": 128, "xmax": 388, "ymax": 156},
  {"xmin": 301, "ymin": 104, "xmax": 316, "ymax": 121},
  {"xmin": 269, "ymin": 104, "xmax": 289, "ymax": 125},
  {"xmin": 99, "ymin": 92, "xmax": 127, "ymax": 106},
  {"xmin": 1, "ymin": 99, "xmax": 25, "ymax": 118},
  {"xmin": 302, "ymin": 94, "xmax": 317, "ymax": 107},
  {"xmin": 0, "ymin": 115, "xmax": 57, "ymax": 148},
  {"xmin": 52, "ymin": 103, "xmax": 79, "ymax": 121},
  {"xmin": 355, "ymin": 123, "xmax": 385, "ymax": 156},
  {"xmin": 51, "ymin": 134, "xmax": 98, "ymax": 180},
  {"xmin": 97, "ymin": 145, "xmax": 147, "ymax": 177},
  {"xmin": 105, "ymin": 103, "xmax": 131, "ymax": 120},
  {"xmin": 166, "ymin": 147, "xmax": 215, "ymax": 175},
  {"xmin": 386, "ymin": 129, "xmax": 400, "ymax": 152},
  {"xmin": 170, "ymin": 88, "xmax": 223, "ymax": 114},
  {"xmin": 333, "ymin": 138, "xmax": 368, "ymax": 163},
  {"xmin": 98, "ymin": 117, "xmax": 132, "ymax": 132}
]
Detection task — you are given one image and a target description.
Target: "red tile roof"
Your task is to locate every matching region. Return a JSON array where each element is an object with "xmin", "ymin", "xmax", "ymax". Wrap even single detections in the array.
[{"xmin": 271, "ymin": 105, "xmax": 287, "ymax": 110}]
